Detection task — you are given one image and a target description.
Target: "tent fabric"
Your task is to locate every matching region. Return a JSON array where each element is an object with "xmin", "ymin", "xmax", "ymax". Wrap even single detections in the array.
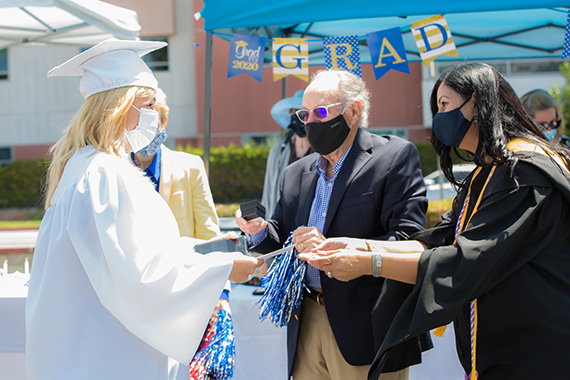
[
  {"xmin": 201, "ymin": 0, "xmax": 567, "ymax": 30},
  {"xmin": 0, "ymin": 0, "xmax": 140, "ymax": 50},
  {"xmin": 200, "ymin": 1, "xmax": 569, "ymax": 62}
]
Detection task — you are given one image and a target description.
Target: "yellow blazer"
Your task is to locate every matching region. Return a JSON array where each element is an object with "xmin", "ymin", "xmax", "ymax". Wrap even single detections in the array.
[{"xmin": 159, "ymin": 146, "xmax": 221, "ymax": 240}]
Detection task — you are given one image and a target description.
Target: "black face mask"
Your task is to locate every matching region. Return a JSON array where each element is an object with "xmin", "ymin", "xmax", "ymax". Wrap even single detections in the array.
[
  {"xmin": 304, "ymin": 114, "xmax": 351, "ymax": 155},
  {"xmin": 432, "ymin": 97, "xmax": 473, "ymax": 148},
  {"xmin": 289, "ymin": 114, "xmax": 306, "ymax": 138}
]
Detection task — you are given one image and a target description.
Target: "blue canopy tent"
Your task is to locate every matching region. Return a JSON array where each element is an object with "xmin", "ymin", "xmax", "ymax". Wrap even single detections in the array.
[{"xmin": 198, "ymin": 0, "xmax": 569, "ymax": 173}]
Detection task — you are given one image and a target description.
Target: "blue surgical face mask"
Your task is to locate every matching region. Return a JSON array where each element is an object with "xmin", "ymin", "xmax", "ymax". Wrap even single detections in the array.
[
  {"xmin": 432, "ymin": 97, "xmax": 473, "ymax": 148},
  {"xmin": 125, "ymin": 105, "xmax": 159, "ymax": 152},
  {"xmin": 136, "ymin": 129, "xmax": 167, "ymax": 157},
  {"xmin": 543, "ymin": 128, "xmax": 557, "ymax": 142}
]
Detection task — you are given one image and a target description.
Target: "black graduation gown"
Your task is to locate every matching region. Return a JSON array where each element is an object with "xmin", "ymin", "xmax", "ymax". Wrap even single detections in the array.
[{"xmin": 369, "ymin": 152, "xmax": 570, "ymax": 379}]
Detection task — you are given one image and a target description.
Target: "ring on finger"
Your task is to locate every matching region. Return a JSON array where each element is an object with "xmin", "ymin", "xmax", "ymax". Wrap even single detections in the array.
[
  {"xmin": 326, "ymin": 271, "xmax": 333, "ymax": 279},
  {"xmin": 326, "ymin": 257, "xmax": 332, "ymax": 265}
]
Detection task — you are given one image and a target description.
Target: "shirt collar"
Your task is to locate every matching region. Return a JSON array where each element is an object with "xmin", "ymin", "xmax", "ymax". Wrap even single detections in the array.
[
  {"xmin": 130, "ymin": 146, "xmax": 162, "ymax": 182},
  {"xmin": 314, "ymin": 145, "xmax": 353, "ymax": 180}
]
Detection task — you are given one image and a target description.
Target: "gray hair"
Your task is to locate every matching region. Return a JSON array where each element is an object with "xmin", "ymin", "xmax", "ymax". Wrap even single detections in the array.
[{"xmin": 307, "ymin": 70, "xmax": 371, "ymax": 128}]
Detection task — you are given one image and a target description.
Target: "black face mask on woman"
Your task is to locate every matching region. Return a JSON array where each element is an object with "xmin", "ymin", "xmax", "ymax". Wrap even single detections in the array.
[
  {"xmin": 304, "ymin": 114, "xmax": 351, "ymax": 155},
  {"xmin": 432, "ymin": 97, "xmax": 473, "ymax": 148}
]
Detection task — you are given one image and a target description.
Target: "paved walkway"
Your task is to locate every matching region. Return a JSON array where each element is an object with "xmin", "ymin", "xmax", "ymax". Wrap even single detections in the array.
[
  {"xmin": 0, "ymin": 217, "xmax": 239, "ymax": 255},
  {"xmin": 0, "ymin": 230, "xmax": 37, "ymax": 254}
]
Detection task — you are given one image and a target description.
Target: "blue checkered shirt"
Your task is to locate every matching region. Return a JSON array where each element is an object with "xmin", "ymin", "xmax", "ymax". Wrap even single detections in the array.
[{"xmin": 248, "ymin": 147, "xmax": 352, "ymax": 290}]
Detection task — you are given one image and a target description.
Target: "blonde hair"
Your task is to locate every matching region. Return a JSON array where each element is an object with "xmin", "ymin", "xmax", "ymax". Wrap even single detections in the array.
[
  {"xmin": 155, "ymin": 88, "xmax": 170, "ymax": 128},
  {"xmin": 44, "ymin": 86, "xmax": 156, "ymax": 209}
]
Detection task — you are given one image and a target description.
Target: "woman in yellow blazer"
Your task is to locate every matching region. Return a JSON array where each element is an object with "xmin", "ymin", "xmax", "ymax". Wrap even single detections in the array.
[
  {"xmin": 159, "ymin": 145, "xmax": 221, "ymax": 239},
  {"xmin": 130, "ymin": 88, "xmax": 221, "ymax": 240}
]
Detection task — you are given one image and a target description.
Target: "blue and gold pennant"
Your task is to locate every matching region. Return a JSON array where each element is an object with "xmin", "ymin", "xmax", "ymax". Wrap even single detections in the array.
[
  {"xmin": 227, "ymin": 34, "xmax": 265, "ymax": 82},
  {"xmin": 411, "ymin": 15, "xmax": 458, "ymax": 67},
  {"xmin": 323, "ymin": 35, "xmax": 362, "ymax": 77},
  {"xmin": 367, "ymin": 27, "xmax": 410, "ymax": 80}
]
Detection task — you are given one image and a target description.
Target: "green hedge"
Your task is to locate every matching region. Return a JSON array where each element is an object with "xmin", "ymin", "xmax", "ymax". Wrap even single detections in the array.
[
  {"xmin": 0, "ymin": 142, "xmax": 445, "ymax": 208},
  {"xmin": 181, "ymin": 144, "xmax": 270, "ymax": 203},
  {"xmin": 0, "ymin": 159, "xmax": 48, "ymax": 208}
]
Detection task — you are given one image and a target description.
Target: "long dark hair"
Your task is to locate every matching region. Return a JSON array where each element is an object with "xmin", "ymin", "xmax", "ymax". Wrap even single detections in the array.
[{"xmin": 430, "ymin": 62, "xmax": 570, "ymax": 185}]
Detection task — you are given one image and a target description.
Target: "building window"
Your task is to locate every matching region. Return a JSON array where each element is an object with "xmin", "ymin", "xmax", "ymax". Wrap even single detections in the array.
[
  {"xmin": 0, "ymin": 147, "xmax": 12, "ymax": 166},
  {"xmin": 510, "ymin": 61, "xmax": 561, "ymax": 74},
  {"xmin": 432, "ymin": 58, "xmax": 562, "ymax": 78},
  {"xmin": 142, "ymin": 37, "xmax": 169, "ymax": 71},
  {"xmin": 369, "ymin": 128, "xmax": 408, "ymax": 140},
  {"xmin": 0, "ymin": 49, "xmax": 7, "ymax": 80},
  {"xmin": 241, "ymin": 133, "xmax": 279, "ymax": 146}
]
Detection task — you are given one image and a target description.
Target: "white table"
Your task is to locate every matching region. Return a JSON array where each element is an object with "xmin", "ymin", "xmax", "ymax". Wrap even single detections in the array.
[
  {"xmin": 0, "ymin": 280, "xmax": 463, "ymax": 380},
  {"xmin": 0, "ymin": 272, "xmax": 29, "ymax": 380},
  {"xmin": 0, "ymin": 282, "xmax": 288, "ymax": 380},
  {"xmin": 230, "ymin": 284, "xmax": 288, "ymax": 380}
]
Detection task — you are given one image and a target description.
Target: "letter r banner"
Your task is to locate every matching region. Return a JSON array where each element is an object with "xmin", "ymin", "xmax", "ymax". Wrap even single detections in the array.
[{"xmin": 323, "ymin": 35, "xmax": 362, "ymax": 77}]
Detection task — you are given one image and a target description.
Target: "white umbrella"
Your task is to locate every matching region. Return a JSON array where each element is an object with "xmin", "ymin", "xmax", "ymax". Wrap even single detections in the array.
[{"xmin": 0, "ymin": 0, "xmax": 140, "ymax": 50}]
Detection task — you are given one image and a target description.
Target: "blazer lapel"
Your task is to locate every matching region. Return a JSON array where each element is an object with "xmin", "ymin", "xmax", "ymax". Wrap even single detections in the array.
[
  {"xmin": 158, "ymin": 146, "xmax": 174, "ymax": 203},
  {"xmin": 323, "ymin": 129, "xmax": 373, "ymax": 235},
  {"xmin": 297, "ymin": 166, "xmax": 318, "ymax": 226}
]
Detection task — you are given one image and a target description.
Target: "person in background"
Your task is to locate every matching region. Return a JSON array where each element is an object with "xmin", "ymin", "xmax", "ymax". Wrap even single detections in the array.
[
  {"xmin": 26, "ymin": 39, "xmax": 261, "ymax": 380},
  {"xmin": 130, "ymin": 88, "xmax": 232, "ymax": 378},
  {"xmin": 302, "ymin": 62, "xmax": 570, "ymax": 380},
  {"xmin": 520, "ymin": 88, "xmax": 569, "ymax": 146},
  {"xmin": 131, "ymin": 88, "xmax": 221, "ymax": 240},
  {"xmin": 261, "ymin": 90, "xmax": 312, "ymax": 218},
  {"xmin": 236, "ymin": 69, "xmax": 428, "ymax": 380}
]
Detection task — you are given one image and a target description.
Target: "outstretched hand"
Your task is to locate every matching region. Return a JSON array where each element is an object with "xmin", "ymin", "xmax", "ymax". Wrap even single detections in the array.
[
  {"xmin": 229, "ymin": 255, "xmax": 263, "ymax": 283},
  {"xmin": 298, "ymin": 249, "xmax": 372, "ymax": 282}
]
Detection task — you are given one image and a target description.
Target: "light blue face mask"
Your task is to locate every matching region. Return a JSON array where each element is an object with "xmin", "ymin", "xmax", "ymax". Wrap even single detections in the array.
[
  {"xmin": 544, "ymin": 128, "xmax": 557, "ymax": 142},
  {"xmin": 136, "ymin": 129, "xmax": 167, "ymax": 157}
]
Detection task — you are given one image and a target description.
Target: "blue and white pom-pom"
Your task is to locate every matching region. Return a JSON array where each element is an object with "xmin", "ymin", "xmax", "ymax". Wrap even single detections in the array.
[
  {"xmin": 257, "ymin": 231, "xmax": 307, "ymax": 327},
  {"xmin": 189, "ymin": 308, "xmax": 235, "ymax": 380}
]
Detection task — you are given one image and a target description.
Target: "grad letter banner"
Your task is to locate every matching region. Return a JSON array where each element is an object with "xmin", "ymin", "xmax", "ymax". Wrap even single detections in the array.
[
  {"xmin": 367, "ymin": 27, "xmax": 409, "ymax": 80},
  {"xmin": 411, "ymin": 15, "xmax": 458, "ymax": 67},
  {"xmin": 323, "ymin": 35, "xmax": 362, "ymax": 77},
  {"xmin": 562, "ymin": 10, "xmax": 570, "ymax": 59},
  {"xmin": 273, "ymin": 38, "xmax": 309, "ymax": 82},
  {"xmin": 227, "ymin": 34, "xmax": 265, "ymax": 82}
]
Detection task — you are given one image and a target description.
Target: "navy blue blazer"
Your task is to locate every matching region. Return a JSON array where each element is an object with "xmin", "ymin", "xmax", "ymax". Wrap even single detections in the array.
[{"xmin": 253, "ymin": 128, "xmax": 429, "ymax": 372}]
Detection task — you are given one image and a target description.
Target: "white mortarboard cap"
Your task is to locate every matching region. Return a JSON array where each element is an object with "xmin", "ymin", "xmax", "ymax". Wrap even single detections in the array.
[
  {"xmin": 270, "ymin": 90, "xmax": 304, "ymax": 128},
  {"xmin": 47, "ymin": 38, "xmax": 168, "ymax": 99}
]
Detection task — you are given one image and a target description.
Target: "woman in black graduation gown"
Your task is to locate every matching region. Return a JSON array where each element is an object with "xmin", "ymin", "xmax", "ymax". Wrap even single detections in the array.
[{"xmin": 299, "ymin": 62, "xmax": 570, "ymax": 380}]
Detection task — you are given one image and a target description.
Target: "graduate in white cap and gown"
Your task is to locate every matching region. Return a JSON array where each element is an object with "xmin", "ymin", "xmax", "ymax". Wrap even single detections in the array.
[{"xmin": 25, "ymin": 39, "xmax": 261, "ymax": 380}]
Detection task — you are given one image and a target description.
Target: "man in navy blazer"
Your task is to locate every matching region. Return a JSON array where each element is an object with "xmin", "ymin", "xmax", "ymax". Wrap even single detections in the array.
[{"xmin": 237, "ymin": 70, "xmax": 428, "ymax": 380}]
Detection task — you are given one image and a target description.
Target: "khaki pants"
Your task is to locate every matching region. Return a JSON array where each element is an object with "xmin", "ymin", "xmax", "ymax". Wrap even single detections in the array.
[{"xmin": 292, "ymin": 296, "xmax": 409, "ymax": 380}]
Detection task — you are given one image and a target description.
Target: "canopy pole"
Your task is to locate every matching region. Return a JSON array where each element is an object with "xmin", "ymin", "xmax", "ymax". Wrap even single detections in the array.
[
  {"xmin": 281, "ymin": 77, "xmax": 287, "ymax": 99},
  {"xmin": 203, "ymin": 31, "xmax": 213, "ymax": 177}
]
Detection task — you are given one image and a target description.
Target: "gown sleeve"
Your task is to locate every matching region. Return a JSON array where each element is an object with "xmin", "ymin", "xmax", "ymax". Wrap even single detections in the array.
[{"xmin": 66, "ymin": 162, "xmax": 240, "ymax": 364}]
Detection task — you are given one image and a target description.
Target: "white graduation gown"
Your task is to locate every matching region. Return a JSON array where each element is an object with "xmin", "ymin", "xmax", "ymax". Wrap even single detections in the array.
[{"xmin": 26, "ymin": 146, "xmax": 240, "ymax": 380}]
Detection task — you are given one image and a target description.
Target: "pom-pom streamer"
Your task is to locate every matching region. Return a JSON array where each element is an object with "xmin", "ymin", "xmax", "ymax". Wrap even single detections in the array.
[
  {"xmin": 189, "ymin": 309, "xmax": 235, "ymax": 380},
  {"xmin": 257, "ymin": 232, "xmax": 307, "ymax": 327}
]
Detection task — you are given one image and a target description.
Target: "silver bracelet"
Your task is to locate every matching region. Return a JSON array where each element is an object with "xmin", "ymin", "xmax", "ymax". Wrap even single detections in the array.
[{"xmin": 372, "ymin": 252, "xmax": 382, "ymax": 278}]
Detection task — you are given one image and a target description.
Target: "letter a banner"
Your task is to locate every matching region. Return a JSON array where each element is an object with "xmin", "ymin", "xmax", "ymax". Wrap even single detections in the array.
[
  {"xmin": 323, "ymin": 35, "xmax": 362, "ymax": 77},
  {"xmin": 367, "ymin": 27, "xmax": 409, "ymax": 80},
  {"xmin": 410, "ymin": 15, "xmax": 458, "ymax": 67},
  {"xmin": 227, "ymin": 34, "xmax": 265, "ymax": 82},
  {"xmin": 273, "ymin": 38, "xmax": 309, "ymax": 82}
]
